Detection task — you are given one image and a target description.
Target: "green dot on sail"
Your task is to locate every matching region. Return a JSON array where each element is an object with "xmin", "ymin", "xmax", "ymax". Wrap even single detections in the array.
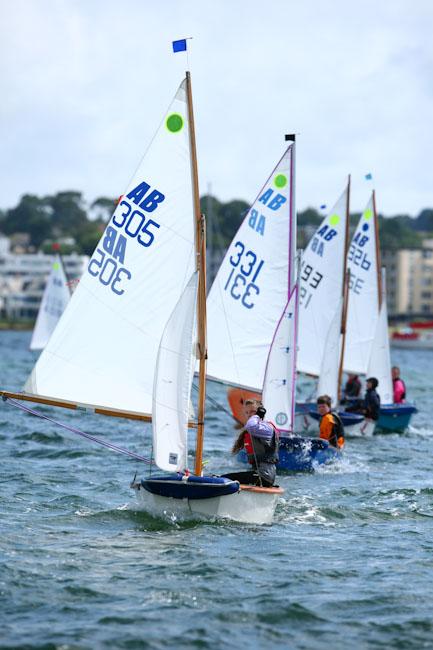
[
  {"xmin": 166, "ymin": 113, "xmax": 184, "ymax": 133},
  {"xmin": 274, "ymin": 174, "xmax": 287, "ymax": 188},
  {"xmin": 364, "ymin": 208, "xmax": 373, "ymax": 220},
  {"xmin": 52, "ymin": 263, "xmax": 60, "ymax": 270},
  {"xmin": 329, "ymin": 214, "xmax": 340, "ymax": 226}
]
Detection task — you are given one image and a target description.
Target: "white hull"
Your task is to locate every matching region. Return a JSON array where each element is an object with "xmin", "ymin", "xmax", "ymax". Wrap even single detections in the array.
[
  {"xmin": 131, "ymin": 483, "xmax": 282, "ymax": 525},
  {"xmin": 346, "ymin": 418, "xmax": 376, "ymax": 437}
]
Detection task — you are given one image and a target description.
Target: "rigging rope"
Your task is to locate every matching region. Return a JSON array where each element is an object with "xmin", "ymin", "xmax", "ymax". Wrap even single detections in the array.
[
  {"xmin": 2, "ymin": 395, "xmax": 152, "ymax": 465},
  {"xmin": 192, "ymin": 382, "xmax": 242, "ymax": 424}
]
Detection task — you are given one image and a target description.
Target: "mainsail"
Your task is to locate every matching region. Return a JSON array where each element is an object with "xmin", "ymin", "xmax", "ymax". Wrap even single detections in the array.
[
  {"xmin": 30, "ymin": 256, "xmax": 71, "ymax": 351},
  {"xmin": 24, "ymin": 80, "xmax": 196, "ymax": 417},
  {"xmin": 206, "ymin": 143, "xmax": 296, "ymax": 391},
  {"xmin": 344, "ymin": 195, "xmax": 379, "ymax": 374},
  {"xmin": 297, "ymin": 183, "xmax": 349, "ymax": 377}
]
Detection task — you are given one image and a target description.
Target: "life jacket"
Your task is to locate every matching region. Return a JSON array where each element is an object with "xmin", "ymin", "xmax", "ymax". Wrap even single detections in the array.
[
  {"xmin": 331, "ymin": 411, "xmax": 345, "ymax": 448},
  {"xmin": 244, "ymin": 432, "xmax": 254, "ymax": 456},
  {"xmin": 320, "ymin": 411, "xmax": 345, "ymax": 448},
  {"xmin": 393, "ymin": 377, "xmax": 406, "ymax": 401},
  {"xmin": 246, "ymin": 425, "xmax": 279, "ymax": 465}
]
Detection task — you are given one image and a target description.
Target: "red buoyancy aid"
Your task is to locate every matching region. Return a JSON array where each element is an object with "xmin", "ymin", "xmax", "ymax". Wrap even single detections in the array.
[{"xmin": 244, "ymin": 431, "xmax": 254, "ymax": 456}]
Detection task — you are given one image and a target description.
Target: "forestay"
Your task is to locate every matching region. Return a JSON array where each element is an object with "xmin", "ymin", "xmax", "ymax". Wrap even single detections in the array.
[
  {"xmin": 206, "ymin": 144, "xmax": 296, "ymax": 391},
  {"xmin": 262, "ymin": 285, "xmax": 298, "ymax": 430},
  {"xmin": 152, "ymin": 272, "xmax": 198, "ymax": 472},
  {"xmin": 297, "ymin": 185, "xmax": 348, "ymax": 376},
  {"xmin": 30, "ymin": 256, "xmax": 71, "ymax": 351},
  {"xmin": 24, "ymin": 79, "xmax": 196, "ymax": 416},
  {"xmin": 366, "ymin": 270, "xmax": 393, "ymax": 405},
  {"xmin": 344, "ymin": 196, "xmax": 379, "ymax": 374}
]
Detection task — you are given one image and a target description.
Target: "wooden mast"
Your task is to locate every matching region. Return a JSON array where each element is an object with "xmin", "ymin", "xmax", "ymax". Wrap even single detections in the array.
[
  {"xmin": 372, "ymin": 189, "xmax": 382, "ymax": 309},
  {"xmin": 337, "ymin": 174, "xmax": 351, "ymax": 401},
  {"xmin": 185, "ymin": 71, "xmax": 207, "ymax": 476}
]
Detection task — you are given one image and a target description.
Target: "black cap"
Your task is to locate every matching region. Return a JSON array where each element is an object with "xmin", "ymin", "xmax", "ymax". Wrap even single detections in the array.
[{"xmin": 367, "ymin": 377, "xmax": 379, "ymax": 388}]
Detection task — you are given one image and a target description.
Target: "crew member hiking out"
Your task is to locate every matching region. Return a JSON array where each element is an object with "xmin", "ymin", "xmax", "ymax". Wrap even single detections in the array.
[{"xmin": 317, "ymin": 394, "xmax": 345, "ymax": 449}]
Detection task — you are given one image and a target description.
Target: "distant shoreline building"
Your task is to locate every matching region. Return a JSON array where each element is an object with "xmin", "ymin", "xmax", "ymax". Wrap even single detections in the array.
[
  {"xmin": 0, "ymin": 234, "xmax": 88, "ymax": 321},
  {"xmin": 382, "ymin": 239, "xmax": 433, "ymax": 319}
]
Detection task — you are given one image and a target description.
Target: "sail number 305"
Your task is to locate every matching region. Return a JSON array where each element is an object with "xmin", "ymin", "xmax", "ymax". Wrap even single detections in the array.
[{"xmin": 224, "ymin": 241, "xmax": 264, "ymax": 309}]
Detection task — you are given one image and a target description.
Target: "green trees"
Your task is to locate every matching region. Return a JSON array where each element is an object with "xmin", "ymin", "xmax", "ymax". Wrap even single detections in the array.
[{"xmin": 0, "ymin": 191, "xmax": 431, "ymax": 256}]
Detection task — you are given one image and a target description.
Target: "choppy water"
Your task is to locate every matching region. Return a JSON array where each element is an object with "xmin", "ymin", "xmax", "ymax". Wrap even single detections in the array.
[{"xmin": 1, "ymin": 331, "xmax": 433, "ymax": 649}]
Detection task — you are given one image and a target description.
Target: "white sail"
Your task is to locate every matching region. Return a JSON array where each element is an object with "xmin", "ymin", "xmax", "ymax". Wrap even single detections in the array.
[
  {"xmin": 366, "ymin": 270, "xmax": 393, "ymax": 405},
  {"xmin": 262, "ymin": 285, "xmax": 298, "ymax": 430},
  {"xmin": 152, "ymin": 272, "xmax": 198, "ymax": 472},
  {"xmin": 206, "ymin": 143, "xmax": 296, "ymax": 391},
  {"xmin": 30, "ymin": 256, "xmax": 70, "ymax": 351},
  {"xmin": 297, "ymin": 185, "xmax": 348, "ymax": 376},
  {"xmin": 317, "ymin": 298, "xmax": 343, "ymax": 407},
  {"xmin": 24, "ymin": 79, "xmax": 196, "ymax": 416},
  {"xmin": 344, "ymin": 195, "xmax": 379, "ymax": 374}
]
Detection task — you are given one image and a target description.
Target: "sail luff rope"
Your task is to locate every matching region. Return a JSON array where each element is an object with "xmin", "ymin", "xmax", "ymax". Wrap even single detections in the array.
[{"xmin": 2, "ymin": 396, "xmax": 152, "ymax": 465}]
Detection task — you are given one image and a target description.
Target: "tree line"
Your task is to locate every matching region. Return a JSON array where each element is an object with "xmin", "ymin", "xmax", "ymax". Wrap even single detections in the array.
[{"xmin": 0, "ymin": 191, "xmax": 432, "ymax": 255}]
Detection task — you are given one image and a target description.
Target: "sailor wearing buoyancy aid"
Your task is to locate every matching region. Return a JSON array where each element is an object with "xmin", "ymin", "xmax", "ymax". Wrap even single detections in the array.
[
  {"xmin": 317, "ymin": 394, "xmax": 345, "ymax": 449},
  {"xmin": 231, "ymin": 399, "xmax": 279, "ymax": 487}
]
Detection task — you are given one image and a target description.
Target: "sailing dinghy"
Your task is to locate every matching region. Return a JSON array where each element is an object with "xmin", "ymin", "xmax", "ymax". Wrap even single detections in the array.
[
  {"xmin": 29, "ymin": 254, "xmax": 71, "ymax": 351},
  {"xmin": 343, "ymin": 192, "xmax": 416, "ymax": 432},
  {"xmin": 207, "ymin": 137, "xmax": 339, "ymax": 471},
  {"xmin": 1, "ymin": 73, "xmax": 283, "ymax": 525}
]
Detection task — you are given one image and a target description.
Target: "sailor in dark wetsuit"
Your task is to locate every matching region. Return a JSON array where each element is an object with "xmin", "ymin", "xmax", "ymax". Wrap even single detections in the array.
[
  {"xmin": 226, "ymin": 400, "xmax": 279, "ymax": 487},
  {"xmin": 346, "ymin": 377, "xmax": 380, "ymax": 420},
  {"xmin": 341, "ymin": 374, "xmax": 362, "ymax": 405},
  {"xmin": 363, "ymin": 377, "xmax": 381, "ymax": 420}
]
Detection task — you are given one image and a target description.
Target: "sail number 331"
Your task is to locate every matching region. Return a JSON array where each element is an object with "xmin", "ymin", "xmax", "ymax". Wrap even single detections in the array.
[{"xmin": 224, "ymin": 241, "xmax": 264, "ymax": 309}]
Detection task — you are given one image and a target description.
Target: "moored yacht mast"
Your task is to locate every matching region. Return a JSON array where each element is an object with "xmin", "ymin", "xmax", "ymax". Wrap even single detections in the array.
[{"xmin": 185, "ymin": 71, "xmax": 207, "ymax": 476}]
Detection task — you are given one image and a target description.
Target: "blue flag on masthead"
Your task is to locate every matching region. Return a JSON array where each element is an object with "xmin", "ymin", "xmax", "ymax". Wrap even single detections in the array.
[
  {"xmin": 172, "ymin": 39, "xmax": 187, "ymax": 53},
  {"xmin": 365, "ymin": 172, "xmax": 373, "ymax": 180}
]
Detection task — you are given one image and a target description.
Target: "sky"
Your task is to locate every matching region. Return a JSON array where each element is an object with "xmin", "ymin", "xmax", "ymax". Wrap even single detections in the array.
[{"xmin": 1, "ymin": 0, "xmax": 432, "ymax": 217}]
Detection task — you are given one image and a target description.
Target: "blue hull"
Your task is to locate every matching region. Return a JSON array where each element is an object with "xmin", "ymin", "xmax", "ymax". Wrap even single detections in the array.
[
  {"xmin": 377, "ymin": 404, "xmax": 417, "ymax": 432},
  {"xmin": 306, "ymin": 408, "xmax": 365, "ymax": 427},
  {"xmin": 141, "ymin": 474, "xmax": 240, "ymax": 499},
  {"xmin": 238, "ymin": 435, "xmax": 341, "ymax": 472}
]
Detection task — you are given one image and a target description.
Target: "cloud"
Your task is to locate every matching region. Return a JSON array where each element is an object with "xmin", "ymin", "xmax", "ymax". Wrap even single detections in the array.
[{"xmin": 0, "ymin": 0, "xmax": 432, "ymax": 216}]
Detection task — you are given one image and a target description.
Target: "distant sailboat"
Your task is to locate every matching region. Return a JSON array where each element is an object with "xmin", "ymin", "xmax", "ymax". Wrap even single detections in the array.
[
  {"xmin": 296, "ymin": 176, "xmax": 368, "ymax": 435},
  {"xmin": 344, "ymin": 192, "xmax": 416, "ymax": 431},
  {"xmin": 208, "ymin": 138, "xmax": 341, "ymax": 470},
  {"xmin": 29, "ymin": 255, "xmax": 71, "ymax": 351},
  {"xmin": 1, "ymin": 72, "xmax": 283, "ymax": 525}
]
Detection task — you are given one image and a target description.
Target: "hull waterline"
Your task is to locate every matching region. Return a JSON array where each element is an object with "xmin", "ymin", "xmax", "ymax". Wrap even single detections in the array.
[{"xmin": 131, "ymin": 478, "xmax": 283, "ymax": 525}]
